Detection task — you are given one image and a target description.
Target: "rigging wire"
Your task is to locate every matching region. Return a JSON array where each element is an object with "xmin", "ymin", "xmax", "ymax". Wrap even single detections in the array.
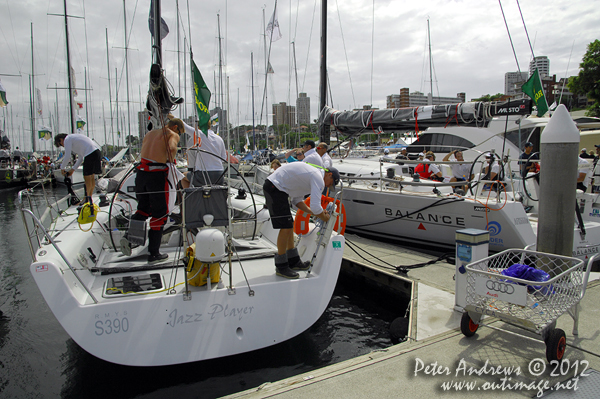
[
  {"xmin": 516, "ymin": 0, "xmax": 536, "ymax": 60},
  {"xmin": 498, "ymin": 0, "xmax": 521, "ymax": 73},
  {"xmin": 334, "ymin": 0, "xmax": 356, "ymax": 109},
  {"xmin": 301, "ymin": 0, "xmax": 318, "ymax": 93}
]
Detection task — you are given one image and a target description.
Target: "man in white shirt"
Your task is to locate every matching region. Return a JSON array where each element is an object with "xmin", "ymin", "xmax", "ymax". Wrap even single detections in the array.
[
  {"xmin": 578, "ymin": 156, "xmax": 592, "ymax": 192},
  {"xmin": 175, "ymin": 116, "xmax": 238, "ymax": 187},
  {"xmin": 263, "ymin": 162, "xmax": 339, "ymax": 278},
  {"xmin": 54, "ymin": 133, "xmax": 102, "ymax": 202},
  {"xmin": 301, "ymin": 139, "xmax": 323, "ymax": 167},
  {"xmin": 316, "ymin": 142, "xmax": 333, "ymax": 169}
]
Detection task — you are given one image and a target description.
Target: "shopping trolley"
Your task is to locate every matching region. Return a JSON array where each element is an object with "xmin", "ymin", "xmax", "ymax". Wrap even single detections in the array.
[{"xmin": 460, "ymin": 249, "xmax": 594, "ymax": 363}]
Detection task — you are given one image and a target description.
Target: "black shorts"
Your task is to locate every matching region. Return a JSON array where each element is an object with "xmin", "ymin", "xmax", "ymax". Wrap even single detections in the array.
[
  {"xmin": 263, "ymin": 179, "xmax": 293, "ymax": 229},
  {"xmin": 83, "ymin": 149, "xmax": 102, "ymax": 176}
]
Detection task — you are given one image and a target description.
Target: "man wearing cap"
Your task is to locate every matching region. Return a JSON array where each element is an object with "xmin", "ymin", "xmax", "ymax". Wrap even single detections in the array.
[
  {"xmin": 301, "ymin": 139, "xmax": 323, "ymax": 167},
  {"xmin": 519, "ymin": 142, "xmax": 539, "ymax": 178},
  {"xmin": 580, "ymin": 148, "xmax": 594, "ymax": 159},
  {"xmin": 316, "ymin": 142, "xmax": 333, "ymax": 168},
  {"xmin": 262, "ymin": 162, "xmax": 340, "ymax": 279},
  {"xmin": 395, "ymin": 148, "xmax": 409, "ymax": 161}
]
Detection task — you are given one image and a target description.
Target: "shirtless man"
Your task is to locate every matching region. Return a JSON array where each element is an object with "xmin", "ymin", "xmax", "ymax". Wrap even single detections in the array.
[{"xmin": 124, "ymin": 118, "xmax": 184, "ymax": 263}]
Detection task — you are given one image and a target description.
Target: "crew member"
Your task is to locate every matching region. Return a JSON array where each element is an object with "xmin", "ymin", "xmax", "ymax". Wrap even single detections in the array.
[
  {"xmin": 519, "ymin": 142, "xmax": 539, "ymax": 178},
  {"xmin": 12, "ymin": 146, "xmax": 23, "ymax": 164},
  {"xmin": 125, "ymin": 118, "xmax": 184, "ymax": 263},
  {"xmin": 578, "ymin": 156, "xmax": 592, "ymax": 192},
  {"xmin": 316, "ymin": 142, "xmax": 333, "ymax": 169},
  {"xmin": 414, "ymin": 151, "xmax": 443, "ymax": 181},
  {"xmin": 54, "ymin": 133, "xmax": 102, "ymax": 202},
  {"xmin": 443, "ymin": 149, "xmax": 472, "ymax": 191},
  {"xmin": 301, "ymin": 140, "xmax": 322, "ymax": 166},
  {"xmin": 263, "ymin": 162, "xmax": 339, "ymax": 279}
]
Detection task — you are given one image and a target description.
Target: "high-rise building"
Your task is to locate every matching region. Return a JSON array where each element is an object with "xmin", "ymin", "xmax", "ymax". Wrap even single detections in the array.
[
  {"xmin": 272, "ymin": 102, "xmax": 297, "ymax": 127},
  {"xmin": 386, "ymin": 88, "xmax": 465, "ymax": 108},
  {"xmin": 296, "ymin": 93, "xmax": 310, "ymax": 124},
  {"xmin": 529, "ymin": 56, "xmax": 550, "ymax": 78},
  {"xmin": 505, "ymin": 71, "xmax": 529, "ymax": 96}
]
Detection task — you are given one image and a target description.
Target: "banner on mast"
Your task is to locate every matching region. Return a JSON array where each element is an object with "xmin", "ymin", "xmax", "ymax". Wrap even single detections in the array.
[
  {"xmin": 38, "ymin": 126, "xmax": 52, "ymax": 140},
  {"xmin": 266, "ymin": 7, "xmax": 282, "ymax": 42},
  {"xmin": 192, "ymin": 59, "xmax": 211, "ymax": 135},
  {"xmin": 36, "ymin": 88, "xmax": 43, "ymax": 116},
  {"xmin": 148, "ymin": 0, "xmax": 170, "ymax": 40},
  {"xmin": 521, "ymin": 69, "xmax": 548, "ymax": 117},
  {"xmin": 0, "ymin": 79, "xmax": 9, "ymax": 107}
]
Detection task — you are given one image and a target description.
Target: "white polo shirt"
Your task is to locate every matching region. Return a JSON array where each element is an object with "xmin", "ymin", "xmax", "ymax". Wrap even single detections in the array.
[
  {"xmin": 182, "ymin": 120, "xmax": 227, "ymax": 171},
  {"xmin": 267, "ymin": 162, "xmax": 325, "ymax": 214},
  {"xmin": 302, "ymin": 148, "xmax": 323, "ymax": 167},
  {"xmin": 322, "ymin": 152, "xmax": 333, "ymax": 169}
]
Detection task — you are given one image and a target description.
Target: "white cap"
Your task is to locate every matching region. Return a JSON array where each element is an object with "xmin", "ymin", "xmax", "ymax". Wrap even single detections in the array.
[
  {"xmin": 582, "ymin": 148, "xmax": 587, "ymax": 152},
  {"xmin": 419, "ymin": 152, "xmax": 425, "ymax": 157},
  {"xmin": 384, "ymin": 148, "xmax": 389, "ymax": 154}
]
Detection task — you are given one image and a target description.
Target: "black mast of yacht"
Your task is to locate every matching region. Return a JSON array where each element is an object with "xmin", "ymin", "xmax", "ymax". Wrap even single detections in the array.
[{"xmin": 318, "ymin": 0, "xmax": 328, "ymax": 145}]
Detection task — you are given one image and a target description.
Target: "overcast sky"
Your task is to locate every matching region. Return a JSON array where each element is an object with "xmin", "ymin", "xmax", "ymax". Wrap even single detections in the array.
[{"xmin": 0, "ymin": 0, "xmax": 598, "ymax": 152}]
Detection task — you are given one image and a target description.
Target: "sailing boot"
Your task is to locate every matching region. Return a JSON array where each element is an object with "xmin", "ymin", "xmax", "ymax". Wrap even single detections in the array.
[
  {"xmin": 275, "ymin": 253, "xmax": 298, "ymax": 279},
  {"xmin": 287, "ymin": 248, "xmax": 310, "ymax": 271},
  {"xmin": 147, "ymin": 229, "xmax": 168, "ymax": 264}
]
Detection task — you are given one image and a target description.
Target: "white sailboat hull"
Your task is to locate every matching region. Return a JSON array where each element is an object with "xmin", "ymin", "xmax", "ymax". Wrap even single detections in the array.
[{"xmin": 24, "ymin": 186, "xmax": 344, "ymax": 366}]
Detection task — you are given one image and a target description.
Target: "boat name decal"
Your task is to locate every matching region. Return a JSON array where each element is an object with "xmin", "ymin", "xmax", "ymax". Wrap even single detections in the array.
[
  {"xmin": 94, "ymin": 311, "xmax": 130, "ymax": 336},
  {"xmin": 167, "ymin": 304, "xmax": 254, "ymax": 328},
  {"xmin": 513, "ymin": 217, "xmax": 529, "ymax": 225},
  {"xmin": 573, "ymin": 245, "xmax": 600, "ymax": 257},
  {"xmin": 384, "ymin": 208, "xmax": 465, "ymax": 226}
]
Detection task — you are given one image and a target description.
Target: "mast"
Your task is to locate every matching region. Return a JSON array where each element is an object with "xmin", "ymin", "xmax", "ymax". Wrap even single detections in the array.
[
  {"xmin": 176, "ymin": 0, "xmax": 181, "ymax": 118},
  {"xmin": 427, "ymin": 18, "xmax": 433, "ymax": 106},
  {"xmin": 292, "ymin": 40, "xmax": 299, "ymax": 149},
  {"xmin": 318, "ymin": 0, "xmax": 328, "ymax": 144},
  {"xmin": 251, "ymin": 52, "xmax": 256, "ymax": 151},
  {"xmin": 153, "ymin": 0, "xmax": 162, "ymax": 65},
  {"xmin": 115, "ymin": 67, "xmax": 119, "ymax": 148},
  {"xmin": 123, "ymin": 0, "xmax": 131, "ymax": 143},
  {"xmin": 105, "ymin": 28, "xmax": 115, "ymax": 150},
  {"xmin": 30, "ymin": 23, "xmax": 36, "ymax": 152},
  {"xmin": 63, "ymin": 0, "xmax": 76, "ymax": 134},
  {"xmin": 84, "ymin": 67, "xmax": 89, "ymax": 136},
  {"xmin": 54, "ymin": 83, "xmax": 60, "ymax": 134},
  {"xmin": 217, "ymin": 14, "xmax": 224, "ymax": 133}
]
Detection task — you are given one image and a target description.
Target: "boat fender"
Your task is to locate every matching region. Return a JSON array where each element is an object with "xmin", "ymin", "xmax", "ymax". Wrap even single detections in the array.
[
  {"xmin": 185, "ymin": 243, "xmax": 221, "ymax": 287},
  {"xmin": 293, "ymin": 195, "xmax": 346, "ymax": 235},
  {"xmin": 77, "ymin": 202, "xmax": 100, "ymax": 225}
]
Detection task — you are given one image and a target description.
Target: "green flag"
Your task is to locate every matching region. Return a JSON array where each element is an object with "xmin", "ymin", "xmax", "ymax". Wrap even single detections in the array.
[
  {"xmin": 521, "ymin": 69, "xmax": 548, "ymax": 117},
  {"xmin": 192, "ymin": 59, "xmax": 211, "ymax": 135}
]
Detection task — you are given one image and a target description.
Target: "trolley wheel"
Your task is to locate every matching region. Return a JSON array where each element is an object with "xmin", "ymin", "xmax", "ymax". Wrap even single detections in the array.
[
  {"xmin": 545, "ymin": 328, "xmax": 566, "ymax": 363},
  {"xmin": 460, "ymin": 312, "xmax": 479, "ymax": 337}
]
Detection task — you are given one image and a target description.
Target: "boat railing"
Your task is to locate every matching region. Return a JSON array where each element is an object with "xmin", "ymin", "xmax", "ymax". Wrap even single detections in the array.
[
  {"xmin": 17, "ymin": 188, "xmax": 98, "ymax": 303},
  {"xmin": 340, "ymin": 155, "xmax": 519, "ymax": 202}
]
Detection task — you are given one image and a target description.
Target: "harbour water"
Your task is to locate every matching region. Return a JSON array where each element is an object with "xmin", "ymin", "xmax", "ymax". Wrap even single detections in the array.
[{"xmin": 0, "ymin": 186, "xmax": 405, "ymax": 398}]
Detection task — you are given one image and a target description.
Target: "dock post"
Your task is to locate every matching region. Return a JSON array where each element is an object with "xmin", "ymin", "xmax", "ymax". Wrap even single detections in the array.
[
  {"xmin": 537, "ymin": 104, "xmax": 580, "ymax": 261},
  {"xmin": 454, "ymin": 228, "xmax": 489, "ymax": 312}
]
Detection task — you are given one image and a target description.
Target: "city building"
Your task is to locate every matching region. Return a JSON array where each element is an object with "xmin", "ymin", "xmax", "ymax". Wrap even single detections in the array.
[
  {"xmin": 272, "ymin": 102, "xmax": 297, "ymax": 127},
  {"xmin": 529, "ymin": 56, "xmax": 550, "ymax": 78},
  {"xmin": 505, "ymin": 71, "xmax": 529, "ymax": 96},
  {"xmin": 386, "ymin": 88, "xmax": 465, "ymax": 108},
  {"xmin": 296, "ymin": 93, "xmax": 310, "ymax": 124}
]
